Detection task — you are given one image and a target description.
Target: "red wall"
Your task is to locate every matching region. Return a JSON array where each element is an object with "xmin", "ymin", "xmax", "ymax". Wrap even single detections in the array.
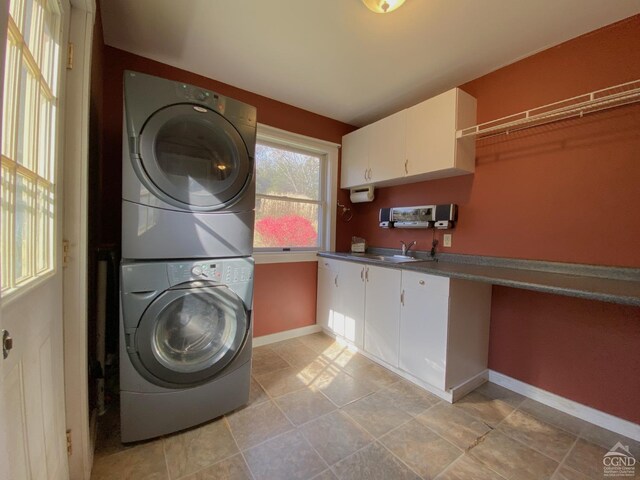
[
  {"xmin": 96, "ymin": 47, "xmax": 355, "ymax": 339},
  {"xmin": 339, "ymin": 15, "xmax": 640, "ymax": 422}
]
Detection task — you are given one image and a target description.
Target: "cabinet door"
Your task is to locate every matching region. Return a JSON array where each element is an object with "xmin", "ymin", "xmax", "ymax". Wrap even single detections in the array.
[
  {"xmin": 399, "ymin": 271, "xmax": 450, "ymax": 390},
  {"xmin": 340, "ymin": 126, "xmax": 371, "ymax": 188},
  {"xmin": 364, "ymin": 265, "xmax": 401, "ymax": 367},
  {"xmin": 369, "ymin": 110, "xmax": 406, "ymax": 183},
  {"xmin": 316, "ymin": 259, "xmax": 340, "ymax": 335},
  {"xmin": 338, "ymin": 261, "xmax": 366, "ymax": 348},
  {"xmin": 406, "ymin": 89, "xmax": 457, "ymax": 176}
]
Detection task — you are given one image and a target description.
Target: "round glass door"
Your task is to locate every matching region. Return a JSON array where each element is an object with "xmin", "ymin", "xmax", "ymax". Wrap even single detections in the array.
[
  {"xmin": 138, "ymin": 104, "xmax": 252, "ymax": 210},
  {"xmin": 136, "ymin": 283, "xmax": 249, "ymax": 386}
]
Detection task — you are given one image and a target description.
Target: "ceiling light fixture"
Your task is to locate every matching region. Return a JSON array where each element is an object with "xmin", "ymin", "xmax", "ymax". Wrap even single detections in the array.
[{"xmin": 362, "ymin": 0, "xmax": 406, "ymax": 14}]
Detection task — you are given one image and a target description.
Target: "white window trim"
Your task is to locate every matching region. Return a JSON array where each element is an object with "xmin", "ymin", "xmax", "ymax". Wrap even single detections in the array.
[{"xmin": 254, "ymin": 123, "xmax": 339, "ymax": 264}]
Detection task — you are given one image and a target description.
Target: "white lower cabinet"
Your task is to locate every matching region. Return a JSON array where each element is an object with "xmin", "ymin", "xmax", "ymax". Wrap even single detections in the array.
[
  {"xmin": 399, "ymin": 270, "xmax": 492, "ymax": 391},
  {"xmin": 316, "ymin": 258, "xmax": 366, "ymax": 349},
  {"xmin": 363, "ymin": 265, "xmax": 401, "ymax": 367},
  {"xmin": 316, "ymin": 258, "xmax": 492, "ymax": 397}
]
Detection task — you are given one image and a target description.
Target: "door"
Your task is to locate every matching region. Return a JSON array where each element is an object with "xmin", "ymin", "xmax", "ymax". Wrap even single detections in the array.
[
  {"xmin": 0, "ymin": 0, "xmax": 70, "ymax": 478},
  {"xmin": 339, "ymin": 261, "xmax": 365, "ymax": 348},
  {"xmin": 134, "ymin": 283, "xmax": 249, "ymax": 387},
  {"xmin": 136, "ymin": 104, "xmax": 253, "ymax": 210},
  {"xmin": 340, "ymin": 124, "xmax": 370, "ymax": 188},
  {"xmin": 399, "ymin": 271, "xmax": 450, "ymax": 390},
  {"xmin": 369, "ymin": 109, "xmax": 406, "ymax": 183},
  {"xmin": 364, "ymin": 265, "xmax": 401, "ymax": 367}
]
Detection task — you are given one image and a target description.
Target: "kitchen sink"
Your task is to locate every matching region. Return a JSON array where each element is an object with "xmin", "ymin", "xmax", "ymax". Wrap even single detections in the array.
[{"xmin": 351, "ymin": 253, "xmax": 423, "ymax": 263}]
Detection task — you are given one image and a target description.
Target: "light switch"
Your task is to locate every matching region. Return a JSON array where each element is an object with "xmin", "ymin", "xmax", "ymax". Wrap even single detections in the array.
[{"xmin": 443, "ymin": 234, "xmax": 452, "ymax": 247}]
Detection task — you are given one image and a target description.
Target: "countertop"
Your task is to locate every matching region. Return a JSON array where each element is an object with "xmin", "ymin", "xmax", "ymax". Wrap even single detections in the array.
[{"xmin": 318, "ymin": 250, "xmax": 640, "ymax": 307}]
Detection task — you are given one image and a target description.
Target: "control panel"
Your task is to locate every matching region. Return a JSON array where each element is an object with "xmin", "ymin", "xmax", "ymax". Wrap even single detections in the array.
[{"xmin": 167, "ymin": 259, "xmax": 253, "ymax": 286}]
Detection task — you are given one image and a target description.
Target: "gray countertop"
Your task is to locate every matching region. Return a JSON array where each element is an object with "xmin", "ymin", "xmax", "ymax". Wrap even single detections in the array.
[{"xmin": 318, "ymin": 251, "xmax": 640, "ymax": 307}]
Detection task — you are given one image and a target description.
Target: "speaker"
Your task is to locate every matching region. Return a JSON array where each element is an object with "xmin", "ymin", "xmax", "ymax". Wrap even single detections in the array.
[{"xmin": 379, "ymin": 208, "xmax": 392, "ymax": 228}]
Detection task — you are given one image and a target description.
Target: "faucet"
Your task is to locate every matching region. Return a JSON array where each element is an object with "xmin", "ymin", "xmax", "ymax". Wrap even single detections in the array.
[{"xmin": 400, "ymin": 240, "xmax": 416, "ymax": 256}]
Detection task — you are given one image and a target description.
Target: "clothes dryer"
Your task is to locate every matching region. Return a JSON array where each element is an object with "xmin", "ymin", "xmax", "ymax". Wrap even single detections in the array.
[
  {"xmin": 119, "ymin": 257, "xmax": 253, "ymax": 442},
  {"xmin": 121, "ymin": 71, "xmax": 256, "ymax": 259}
]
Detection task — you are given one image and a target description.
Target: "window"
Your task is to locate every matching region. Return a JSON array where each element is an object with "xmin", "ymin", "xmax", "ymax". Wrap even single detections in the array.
[
  {"xmin": 254, "ymin": 125, "xmax": 338, "ymax": 259},
  {"xmin": 1, "ymin": 0, "xmax": 63, "ymax": 295}
]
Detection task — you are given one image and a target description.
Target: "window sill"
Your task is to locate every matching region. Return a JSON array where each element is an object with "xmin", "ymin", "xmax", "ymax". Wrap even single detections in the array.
[{"xmin": 253, "ymin": 251, "xmax": 319, "ymax": 264}]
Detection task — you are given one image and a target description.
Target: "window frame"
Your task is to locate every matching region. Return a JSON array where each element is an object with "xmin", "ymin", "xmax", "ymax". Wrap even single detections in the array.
[
  {"xmin": 1, "ymin": 0, "xmax": 64, "ymax": 300},
  {"xmin": 253, "ymin": 124, "xmax": 339, "ymax": 264}
]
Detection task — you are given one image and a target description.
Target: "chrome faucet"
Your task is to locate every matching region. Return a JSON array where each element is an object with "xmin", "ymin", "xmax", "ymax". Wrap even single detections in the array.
[{"xmin": 400, "ymin": 240, "xmax": 416, "ymax": 256}]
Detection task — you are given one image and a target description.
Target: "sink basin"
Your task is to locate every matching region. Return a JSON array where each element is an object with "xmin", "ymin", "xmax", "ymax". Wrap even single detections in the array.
[{"xmin": 351, "ymin": 253, "xmax": 421, "ymax": 263}]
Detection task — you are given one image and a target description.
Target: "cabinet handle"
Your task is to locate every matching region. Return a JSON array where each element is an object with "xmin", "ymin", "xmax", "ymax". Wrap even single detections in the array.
[
  {"xmin": 334, "ymin": 275, "xmax": 338, "ymax": 287},
  {"xmin": 419, "ymin": 280, "xmax": 425, "ymax": 285},
  {"xmin": 365, "ymin": 267, "xmax": 369, "ymax": 282},
  {"xmin": 360, "ymin": 267, "xmax": 364, "ymax": 281},
  {"xmin": 400, "ymin": 289, "xmax": 405, "ymax": 306},
  {"xmin": 364, "ymin": 169, "xmax": 368, "ymax": 181},
  {"xmin": 404, "ymin": 159, "xmax": 408, "ymax": 174}
]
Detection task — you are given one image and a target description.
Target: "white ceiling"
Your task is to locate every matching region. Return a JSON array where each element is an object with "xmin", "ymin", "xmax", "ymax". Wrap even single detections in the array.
[{"xmin": 100, "ymin": 0, "xmax": 639, "ymax": 127}]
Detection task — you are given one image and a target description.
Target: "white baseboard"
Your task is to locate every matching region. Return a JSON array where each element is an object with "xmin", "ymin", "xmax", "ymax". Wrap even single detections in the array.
[
  {"xmin": 253, "ymin": 324, "xmax": 322, "ymax": 347},
  {"xmin": 489, "ymin": 370, "xmax": 640, "ymax": 442}
]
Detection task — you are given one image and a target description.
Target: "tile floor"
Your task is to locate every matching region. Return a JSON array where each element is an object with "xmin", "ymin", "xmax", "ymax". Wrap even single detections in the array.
[{"xmin": 92, "ymin": 332, "xmax": 639, "ymax": 480}]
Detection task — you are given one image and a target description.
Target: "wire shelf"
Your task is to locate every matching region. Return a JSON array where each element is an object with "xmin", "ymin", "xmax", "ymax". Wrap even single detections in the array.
[{"xmin": 457, "ymin": 79, "xmax": 640, "ymax": 140}]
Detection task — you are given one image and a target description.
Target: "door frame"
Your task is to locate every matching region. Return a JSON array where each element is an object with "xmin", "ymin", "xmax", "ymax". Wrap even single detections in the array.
[{"xmin": 63, "ymin": 1, "xmax": 95, "ymax": 479}]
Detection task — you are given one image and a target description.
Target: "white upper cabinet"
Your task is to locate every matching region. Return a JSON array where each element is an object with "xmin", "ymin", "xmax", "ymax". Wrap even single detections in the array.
[
  {"xmin": 340, "ymin": 88, "xmax": 477, "ymax": 189},
  {"xmin": 341, "ymin": 125, "xmax": 371, "ymax": 188},
  {"xmin": 405, "ymin": 88, "xmax": 476, "ymax": 181},
  {"xmin": 369, "ymin": 110, "xmax": 407, "ymax": 184}
]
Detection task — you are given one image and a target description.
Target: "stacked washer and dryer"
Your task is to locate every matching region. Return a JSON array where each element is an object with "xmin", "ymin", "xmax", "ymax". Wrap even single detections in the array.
[{"xmin": 119, "ymin": 71, "xmax": 257, "ymax": 442}]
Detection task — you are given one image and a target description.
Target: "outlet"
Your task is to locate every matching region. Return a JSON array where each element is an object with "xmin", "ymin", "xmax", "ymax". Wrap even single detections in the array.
[{"xmin": 443, "ymin": 234, "xmax": 452, "ymax": 247}]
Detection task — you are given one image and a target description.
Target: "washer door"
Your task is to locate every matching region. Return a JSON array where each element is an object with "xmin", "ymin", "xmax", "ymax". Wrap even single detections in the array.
[
  {"xmin": 135, "ymin": 282, "xmax": 249, "ymax": 386},
  {"xmin": 136, "ymin": 104, "xmax": 252, "ymax": 210}
]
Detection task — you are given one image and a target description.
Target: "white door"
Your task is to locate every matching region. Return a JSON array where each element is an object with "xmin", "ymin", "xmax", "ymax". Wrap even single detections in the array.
[
  {"xmin": 399, "ymin": 271, "xmax": 450, "ymax": 390},
  {"xmin": 364, "ymin": 265, "xmax": 401, "ymax": 367},
  {"xmin": 340, "ymin": 125, "xmax": 370, "ymax": 188},
  {"xmin": 339, "ymin": 261, "xmax": 366, "ymax": 348},
  {"xmin": 369, "ymin": 109, "xmax": 406, "ymax": 183},
  {"xmin": 317, "ymin": 259, "xmax": 341, "ymax": 335},
  {"xmin": 1, "ymin": 0, "xmax": 71, "ymax": 478}
]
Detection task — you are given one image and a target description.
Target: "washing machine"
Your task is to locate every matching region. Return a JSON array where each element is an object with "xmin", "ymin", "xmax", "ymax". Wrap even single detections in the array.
[
  {"xmin": 119, "ymin": 257, "xmax": 253, "ymax": 442},
  {"xmin": 121, "ymin": 70, "xmax": 257, "ymax": 260}
]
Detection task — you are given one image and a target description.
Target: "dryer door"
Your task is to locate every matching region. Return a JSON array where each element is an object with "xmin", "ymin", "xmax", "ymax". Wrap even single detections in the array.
[
  {"xmin": 136, "ymin": 104, "xmax": 253, "ymax": 210},
  {"xmin": 135, "ymin": 282, "xmax": 249, "ymax": 386}
]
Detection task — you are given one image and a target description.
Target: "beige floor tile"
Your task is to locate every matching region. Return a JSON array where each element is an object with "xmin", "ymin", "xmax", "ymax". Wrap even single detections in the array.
[
  {"xmin": 251, "ymin": 346, "xmax": 289, "ymax": 376},
  {"xmin": 312, "ymin": 469, "xmax": 338, "ymax": 480},
  {"xmin": 416, "ymin": 402, "xmax": 492, "ymax": 450},
  {"xmin": 550, "ymin": 466, "xmax": 593, "ymax": 480},
  {"xmin": 301, "ymin": 410, "xmax": 374, "ymax": 466},
  {"xmin": 332, "ymin": 350, "xmax": 375, "ymax": 374},
  {"xmin": 275, "ymin": 387, "xmax": 336, "ymax": 425},
  {"xmin": 497, "ymin": 410, "xmax": 576, "ymax": 462},
  {"xmin": 332, "ymin": 442, "xmax": 420, "ymax": 480},
  {"xmin": 469, "ymin": 430, "xmax": 558, "ymax": 480},
  {"xmin": 244, "ymin": 430, "xmax": 326, "ymax": 480},
  {"xmin": 179, "ymin": 454, "xmax": 252, "ymax": 480},
  {"xmin": 454, "ymin": 391, "xmax": 514, "ymax": 427},
  {"xmin": 319, "ymin": 340, "xmax": 350, "ymax": 360},
  {"xmin": 437, "ymin": 454, "xmax": 507, "ymax": 480},
  {"xmin": 248, "ymin": 376, "xmax": 268, "ymax": 406},
  {"xmin": 163, "ymin": 418, "xmax": 238, "ymax": 479},
  {"xmin": 475, "ymin": 382, "xmax": 526, "ymax": 408},
  {"xmin": 563, "ymin": 439, "xmax": 608, "ymax": 478},
  {"xmin": 376, "ymin": 379, "xmax": 439, "ymax": 416},
  {"xmin": 298, "ymin": 332, "xmax": 338, "ymax": 353},
  {"xmin": 292, "ymin": 357, "xmax": 338, "ymax": 385},
  {"xmin": 579, "ymin": 423, "xmax": 640, "ymax": 453},
  {"xmin": 518, "ymin": 399, "xmax": 589, "ymax": 436},
  {"xmin": 253, "ymin": 365, "xmax": 309, "ymax": 397},
  {"xmin": 350, "ymin": 362, "xmax": 402, "ymax": 390},
  {"xmin": 379, "ymin": 419, "xmax": 462, "ymax": 479},
  {"xmin": 310, "ymin": 370, "xmax": 375, "ymax": 407},
  {"xmin": 90, "ymin": 441, "xmax": 168, "ymax": 480},
  {"xmin": 269, "ymin": 338, "xmax": 321, "ymax": 367},
  {"xmin": 342, "ymin": 391, "xmax": 412, "ymax": 437},
  {"xmin": 226, "ymin": 400, "xmax": 293, "ymax": 450}
]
